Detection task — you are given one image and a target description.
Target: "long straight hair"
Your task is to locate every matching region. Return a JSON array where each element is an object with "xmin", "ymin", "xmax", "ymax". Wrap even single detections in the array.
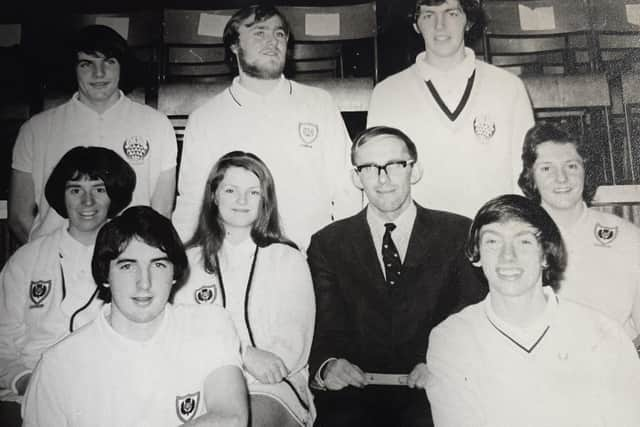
[{"xmin": 186, "ymin": 151, "xmax": 296, "ymax": 274}]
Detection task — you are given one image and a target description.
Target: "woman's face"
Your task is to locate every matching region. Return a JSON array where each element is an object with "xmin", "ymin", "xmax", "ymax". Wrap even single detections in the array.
[
  {"xmin": 532, "ymin": 141, "xmax": 585, "ymax": 212},
  {"xmin": 215, "ymin": 166, "xmax": 262, "ymax": 231},
  {"xmin": 65, "ymin": 177, "xmax": 111, "ymax": 242}
]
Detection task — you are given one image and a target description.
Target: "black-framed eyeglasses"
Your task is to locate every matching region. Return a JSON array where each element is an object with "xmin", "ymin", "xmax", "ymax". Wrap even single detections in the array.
[{"xmin": 354, "ymin": 160, "xmax": 416, "ymax": 179}]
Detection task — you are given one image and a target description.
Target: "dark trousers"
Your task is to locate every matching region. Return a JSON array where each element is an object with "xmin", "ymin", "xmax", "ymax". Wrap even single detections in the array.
[
  {"xmin": 313, "ymin": 385, "xmax": 433, "ymax": 427},
  {"xmin": 0, "ymin": 401, "xmax": 22, "ymax": 427}
]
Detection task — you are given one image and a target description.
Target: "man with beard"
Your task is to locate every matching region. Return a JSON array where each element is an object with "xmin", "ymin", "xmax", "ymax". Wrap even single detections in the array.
[{"xmin": 172, "ymin": 3, "xmax": 361, "ymax": 251}]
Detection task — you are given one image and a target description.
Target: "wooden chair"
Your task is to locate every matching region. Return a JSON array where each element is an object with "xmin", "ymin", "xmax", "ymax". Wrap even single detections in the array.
[
  {"xmin": 161, "ymin": 9, "xmax": 236, "ymax": 83},
  {"xmin": 277, "ymin": 2, "xmax": 379, "ymax": 82},
  {"xmin": 521, "ymin": 73, "xmax": 617, "ymax": 185},
  {"xmin": 590, "ymin": 0, "xmax": 640, "ymax": 75},
  {"xmin": 482, "ymin": 0, "xmax": 593, "ymax": 75}
]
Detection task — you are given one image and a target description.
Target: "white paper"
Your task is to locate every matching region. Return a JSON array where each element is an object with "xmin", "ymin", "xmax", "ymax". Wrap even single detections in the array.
[
  {"xmin": 0, "ymin": 24, "xmax": 21, "ymax": 47},
  {"xmin": 518, "ymin": 4, "xmax": 556, "ymax": 31},
  {"xmin": 197, "ymin": 13, "xmax": 230, "ymax": 38},
  {"xmin": 305, "ymin": 13, "xmax": 340, "ymax": 37},
  {"xmin": 626, "ymin": 4, "xmax": 640, "ymax": 26},
  {"xmin": 95, "ymin": 16, "xmax": 130, "ymax": 40}
]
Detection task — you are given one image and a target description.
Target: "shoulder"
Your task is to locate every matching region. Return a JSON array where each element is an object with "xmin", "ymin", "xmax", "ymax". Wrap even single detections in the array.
[
  {"xmin": 416, "ymin": 205, "xmax": 472, "ymax": 234},
  {"xmin": 43, "ymin": 317, "xmax": 100, "ymax": 361},
  {"xmin": 122, "ymin": 96, "xmax": 171, "ymax": 124},
  {"xmin": 189, "ymin": 87, "xmax": 233, "ymax": 118},
  {"xmin": 475, "ymin": 60, "xmax": 528, "ymax": 90},
  {"xmin": 22, "ymin": 101, "xmax": 70, "ymax": 129},
  {"xmin": 557, "ymin": 298, "xmax": 632, "ymax": 345},
  {"xmin": 372, "ymin": 65, "xmax": 417, "ymax": 94},
  {"xmin": 290, "ymin": 80, "xmax": 333, "ymax": 101},
  {"xmin": 7, "ymin": 230, "xmax": 59, "ymax": 263},
  {"xmin": 429, "ymin": 301, "xmax": 484, "ymax": 349},
  {"xmin": 171, "ymin": 304, "xmax": 236, "ymax": 339},
  {"xmin": 310, "ymin": 210, "xmax": 365, "ymax": 244},
  {"xmin": 586, "ymin": 208, "xmax": 640, "ymax": 243}
]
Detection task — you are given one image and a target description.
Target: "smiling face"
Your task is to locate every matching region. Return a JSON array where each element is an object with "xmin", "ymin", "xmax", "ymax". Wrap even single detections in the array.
[
  {"xmin": 352, "ymin": 135, "xmax": 420, "ymax": 221},
  {"xmin": 476, "ymin": 220, "xmax": 545, "ymax": 302},
  {"xmin": 76, "ymin": 51, "xmax": 121, "ymax": 111},
  {"xmin": 232, "ymin": 14, "xmax": 288, "ymax": 79},
  {"xmin": 65, "ymin": 177, "xmax": 110, "ymax": 245},
  {"xmin": 414, "ymin": 0, "xmax": 468, "ymax": 68},
  {"xmin": 533, "ymin": 142, "xmax": 585, "ymax": 213},
  {"xmin": 215, "ymin": 166, "xmax": 262, "ymax": 232},
  {"xmin": 107, "ymin": 238, "xmax": 174, "ymax": 339}
]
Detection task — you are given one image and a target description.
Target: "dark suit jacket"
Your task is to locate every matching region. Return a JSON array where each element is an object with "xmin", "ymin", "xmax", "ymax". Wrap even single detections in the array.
[{"xmin": 308, "ymin": 203, "xmax": 487, "ymax": 377}]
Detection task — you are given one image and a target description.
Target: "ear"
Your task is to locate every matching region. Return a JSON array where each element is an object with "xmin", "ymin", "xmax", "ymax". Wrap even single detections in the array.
[
  {"xmin": 413, "ymin": 22, "xmax": 420, "ymax": 34},
  {"xmin": 472, "ymin": 260, "xmax": 482, "ymax": 267},
  {"xmin": 410, "ymin": 161, "xmax": 424, "ymax": 185},
  {"xmin": 351, "ymin": 169, "xmax": 364, "ymax": 190},
  {"xmin": 230, "ymin": 42, "xmax": 239, "ymax": 56},
  {"xmin": 102, "ymin": 283, "xmax": 110, "ymax": 288}
]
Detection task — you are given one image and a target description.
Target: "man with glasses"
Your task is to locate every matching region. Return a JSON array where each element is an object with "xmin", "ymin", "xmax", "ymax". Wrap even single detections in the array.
[{"xmin": 307, "ymin": 126, "xmax": 487, "ymax": 426}]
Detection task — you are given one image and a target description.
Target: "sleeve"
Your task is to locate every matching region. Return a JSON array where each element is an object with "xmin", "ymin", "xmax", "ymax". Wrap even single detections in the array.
[
  {"xmin": 11, "ymin": 119, "xmax": 35, "ymax": 173},
  {"xmin": 509, "ymin": 77, "xmax": 535, "ymax": 193},
  {"xmin": 323, "ymin": 93, "xmax": 363, "ymax": 222},
  {"xmin": 604, "ymin": 321, "xmax": 640, "ymax": 424},
  {"xmin": 263, "ymin": 249, "xmax": 316, "ymax": 372},
  {"xmin": 307, "ymin": 233, "xmax": 356, "ymax": 376},
  {"xmin": 0, "ymin": 248, "xmax": 33, "ymax": 390},
  {"xmin": 426, "ymin": 321, "xmax": 486, "ymax": 427},
  {"xmin": 172, "ymin": 110, "xmax": 215, "ymax": 242},
  {"xmin": 155, "ymin": 113, "xmax": 178, "ymax": 171},
  {"xmin": 21, "ymin": 354, "xmax": 69, "ymax": 427},
  {"xmin": 365, "ymin": 81, "xmax": 389, "ymax": 128},
  {"xmin": 207, "ymin": 308, "xmax": 243, "ymax": 370}
]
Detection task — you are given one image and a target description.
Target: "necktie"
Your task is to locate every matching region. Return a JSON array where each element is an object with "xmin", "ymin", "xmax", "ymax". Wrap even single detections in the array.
[{"xmin": 382, "ymin": 223, "xmax": 402, "ymax": 286}]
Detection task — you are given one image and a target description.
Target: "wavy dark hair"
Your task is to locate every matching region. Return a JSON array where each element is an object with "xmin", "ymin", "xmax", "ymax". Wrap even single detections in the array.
[
  {"xmin": 466, "ymin": 194, "xmax": 566, "ymax": 291},
  {"xmin": 187, "ymin": 151, "xmax": 296, "ymax": 274},
  {"xmin": 518, "ymin": 123, "xmax": 599, "ymax": 205},
  {"xmin": 45, "ymin": 146, "xmax": 135, "ymax": 219},
  {"xmin": 92, "ymin": 206, "xmax": 188, "ymax": 302},
  {"xmin": 414, "ymin": 0, "xmax": 487, "ymax": 45}
]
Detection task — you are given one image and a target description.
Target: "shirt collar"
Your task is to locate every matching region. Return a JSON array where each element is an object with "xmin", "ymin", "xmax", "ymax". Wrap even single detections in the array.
[
  {"xmin": 414, "ymin": 47, "xmax": 476, "ymax": 84},
  {"xmin": 71, "ymin": 90, "xmax": 125, "ymax": 117},
  {"xmin": 485, "ymin": 286, "xmax": 558, "ymax": 350},
  {"xmin": 60, "ymin": 223, "xmax": 95, "ymax": 259},
  {"xmin": 366, "ymin": 201, "xmax": 417, "ymax": 239},
  {"xmin": 228, "ymin": 75, "xmax": 292, "ymax": 106}
]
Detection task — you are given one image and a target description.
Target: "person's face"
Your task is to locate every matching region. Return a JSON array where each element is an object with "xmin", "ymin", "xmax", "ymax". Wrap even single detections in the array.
[
  {"xmin": 476, "ymin": 220, "xmax": 545, "ymax": 300},
  {"xmin": 232, "ymin": 14, "xmax": 288, "ymax": 79},
  {"xmin": 414, "ymin": 0, "xmax": 468, "ymax": 66},
  {"xmin": 532, "ymin": 142, "xmax": 585, "ymax": 212},
  {"xmin": 352, "ymin": 136, "xmax": 420, "ymax": 221},
  {"xmin": 107, "ymin": 238, "xmax": 174, "ymax": 338},
  {"xmin": 76, "ymin": 51, "xmax": 121, "ymax": 107},
  {"xmin": 65, "ymin": 177, "xmax": 111, "ymax": 242},
  {"xmin": 215, "ymin": 166, "xmax": 262, "ymax": 231}
]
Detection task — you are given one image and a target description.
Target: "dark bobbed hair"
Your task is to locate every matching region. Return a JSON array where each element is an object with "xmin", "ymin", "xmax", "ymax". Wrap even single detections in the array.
[
  {"xmin": 518, "ymin": 122, "xmax": 599, "ymax": 205},
  {"xmin": 351, "ymin": 126, "xmax": 418, "ymax": 165},
  {"xmin": 71, "ymin": 25, "xmax": 139, "ymax": 93},
  {"xmin": 45, "ymin": 146, "xmax": 136, "ymax": 219},
  {"xmin": 223, "ymin": 3, "xmax": 292, "ymax": 73},
  {"xmin": 414, "ymin": 0, "xmax": 487, "ymax": 45},
  {"xmin": 92, "ymin": 206, "xmax": 188, "ymax": 302},
  {"xmin": 466, "ymin": 194, "xmax": 566, "ymax": 290},
  {"xmin": 187, "ymin": 151, "xmax": 296, "ymax": 274}
]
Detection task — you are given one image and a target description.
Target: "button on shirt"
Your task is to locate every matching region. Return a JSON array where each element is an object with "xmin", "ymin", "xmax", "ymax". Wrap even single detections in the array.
[{"xmin": 366, "ymin": 202, "xmax": 417, "ymax": 278}]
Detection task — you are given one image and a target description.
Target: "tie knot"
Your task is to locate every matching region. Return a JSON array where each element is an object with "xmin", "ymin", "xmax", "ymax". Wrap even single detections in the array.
[{"xmin": 384, "ymin": 223, "xmax": 396, "ymax": 232}]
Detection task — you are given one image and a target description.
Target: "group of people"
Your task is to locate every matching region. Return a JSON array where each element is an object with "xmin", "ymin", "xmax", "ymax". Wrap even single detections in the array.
[{"xmin": 2, "ymin": 1, "xmax": 640, "ymax": 426}]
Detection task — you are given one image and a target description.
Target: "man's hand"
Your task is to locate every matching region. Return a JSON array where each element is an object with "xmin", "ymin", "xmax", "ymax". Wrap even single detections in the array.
[
  {"xmin": 323, "ymin": 358, "xmax": 368, "ymax": 390},
  {"xmin": 243, "ymin": 347, "xmax": 289, "ymax": 384},
  {"xmin": 407, "ymin": 363, "xmax": 429, "ymax": 389}
]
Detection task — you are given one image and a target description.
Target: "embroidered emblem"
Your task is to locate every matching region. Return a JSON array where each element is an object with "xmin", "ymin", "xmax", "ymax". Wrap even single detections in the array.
[
  {"xmin": 123, "ymin": 136, "xmax": 150, "ymax": 164},
  {"xmin": 298, "ymin": 123, "xmax": 319, "ymax": 147},
  {"xmin": 473, "ymin": 115, "xmax": 496, "ymax": 142},
  {"xmin": 29, "ymin": 280, "xmax": 52, "ymax": 308},
  {"xmin": 594, "ymin": 223, "xmax": 617, "ymax": 246},
  {"xmin": 194, "ymin": 285, "xmax": 217, "ymax": 304},
  {"xmin": 176, "ymin": 392, "xmax": 200, "ymax": 423}
]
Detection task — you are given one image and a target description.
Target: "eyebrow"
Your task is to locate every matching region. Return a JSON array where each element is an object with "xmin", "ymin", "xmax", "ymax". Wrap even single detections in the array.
[{"xmin": 115, "ymin": 256, "xmax": 171, "ymax": 265}]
